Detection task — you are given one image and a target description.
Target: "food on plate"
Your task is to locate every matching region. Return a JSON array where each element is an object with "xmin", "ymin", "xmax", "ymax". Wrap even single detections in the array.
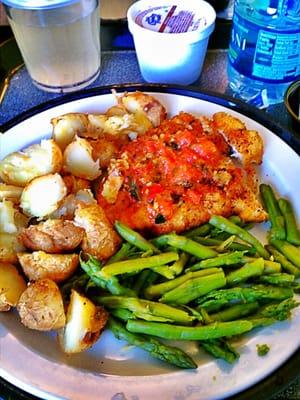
[
  {"xmin": 58, "ymin": 289, "xmax": 109, "ymax": 353},
  {"xmin": 0, "ymin": 262, "xmax": 27, "ymax": 311},
  {"xmin": 20, "ymin": 173, "xmax": 67, "ymax": 218},
  {"xmin": 74, "ymin": 203, "xmax": 121, "ymax": 260},
  {"xmin": 17, "ymin": 279, "xmax": 66, "ymax": 330},
  {"xmin": 97, "ymin": 111, "xmax": 267, "ymax": 235},
  {"xmin": 0, "ymin": 139, "xmax": 62, "ymax": 187},
  {"xmin": 0, "ymin": 90, "xmax": 299, "ymax": 369},
  {"xmin": 18, "ymin": 219, "xmax": 85, "ymax": 253},
  {"xmin": 17, "ymin": 251, "xmax": 79, "ymax": 282},
  {"xmin": 212, "ymin": 112, "xmax": 263, "ymax": 166},
  {"xmin": 63, "ymin": 136, "xmax": 101, "ymax": 180},
  {"xmin": 0, "ymin": 183, "xmax": 23, "ymax": 202}
]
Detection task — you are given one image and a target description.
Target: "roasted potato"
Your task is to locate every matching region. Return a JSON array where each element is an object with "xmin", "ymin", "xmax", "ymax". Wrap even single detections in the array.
[
  {"xmin": 18, "ymin": 219, "xmax": 85, "ymax": 253},
  {"xmin": 74, "ymin": 203, "xmax": 121, "ymax": 260},
  {"xmin": 0, "ymin": 139, "xmax": 63, "ymax": 186},
  {"xmin": 49, "ymin": 189, "xmax": 96, "ymax": 219},
  {"xmin": 51, "ymin": 113, "xmax": 89, "ymax": 150},
  {"xmin": 58, "ymin": 289, "xmax": 108, "ymax": 353},
  {"xmin": 0, "ymin": 262, "xmax": 27, "ymax": 311},
  {"xmin": 0, "ymin": 199, "xmax": 16, "ymax": 234},
  {"xmin": 0, "ymin": 232, "xmax": 25, "ymax": 263},
  {"xmin": 17, "ymin": 251, "xmax": 79, "ymax": 282},
  {"xmin": 20, "ymin": 173, "xmax": 67, "ymax": 218},
  {"xmin": 0, "ymin": 183, "xmax": 23, "ymax": 203},
  {"xmin": 62, "ymin": 174, "xmax": 91, "ymax": 194},
  {"xmin": 17, "ymin": 279, "xmax": 66, "ymax": 330},
  {"xmin": 63, "ymin": 137, "xmax": 101, "ymax": 180},
  {"xmin": 121, "ymin": 91, "xmax": 167, "ymax": 127}
]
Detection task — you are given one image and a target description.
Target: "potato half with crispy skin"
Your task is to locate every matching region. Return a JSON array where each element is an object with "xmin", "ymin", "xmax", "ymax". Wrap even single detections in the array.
[
  {"xmin": 0, "ymin": 232, "xmax": 25, "ymax": 263},
  {"xmin": 0, "ymin": 139, "xmax": 63, "ymax": 187},
  {"xmin": 0, "ymin": 183, "xmax": 23, "ymax": 203},
  {"xmin": 18, "ymin": 219, "xmax": 85, "ymax": 253},
  {"xmin": 0, "ymin": 262, "xmax": 27, "ymax": 311},
  {"xmin": 17, "ymin": 251, "xmax": 79, "ymax": 282},
  {"xmin": 17, "ymin": 279, "xmax": 66, "ymax": 330},
  {"xmin": 58, "ymin": 289, "xmax": 108, "ymax": 353},
  {"xmin": 74, "ymin": 203, "xmax": 121, "ymax": 260}
]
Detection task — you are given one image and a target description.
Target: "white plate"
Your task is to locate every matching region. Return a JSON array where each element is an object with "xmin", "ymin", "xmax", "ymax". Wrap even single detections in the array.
[{"xmin": 1, "ymin": 87, "xmax": 300, "ymax": 400}]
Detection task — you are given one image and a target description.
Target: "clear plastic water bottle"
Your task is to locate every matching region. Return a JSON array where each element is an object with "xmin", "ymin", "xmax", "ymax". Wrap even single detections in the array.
[{"xmin": 227, "ymin": 0, "xmax": 300, "ymax": 106}]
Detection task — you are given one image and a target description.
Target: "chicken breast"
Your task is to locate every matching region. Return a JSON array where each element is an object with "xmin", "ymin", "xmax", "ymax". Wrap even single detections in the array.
[{"xmin": 97, "ymin": 112, "xmax": 267, "ymax": 236}]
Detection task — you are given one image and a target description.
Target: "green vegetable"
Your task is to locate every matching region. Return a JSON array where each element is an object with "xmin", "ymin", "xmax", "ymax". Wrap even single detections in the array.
[
  {"xmin": 96, "ymin": 296, "xmax": 195, "ymax": 325},
  {"xmin": 270, "ymin": 240, "xmax": 300, "ymax": 269},
  {"xmin": 144, "ymin": 268, "xmax": 223, "ymax": 299},
  {"xmin": 266, "ymin": 245, "xmax": 300, "ymax": 277},
  {"xmin": 187, "ymin": 251, "xmax": 246, "ymax": 271},
  {"xmin": 278, "ymin": 198, "xmax": 300, "ymax": 246},
  {"xmin": 260, "ymin": 184, "xmax": 286, "ymax": 240},
  {"xmin": 200, "ymin": 339, "xmax": 240, "ymax": 363},
  {"xmin": 209, "ymin": 215, "xmax": 269, "ymax": 259},
  {"xmin": 126, "ymin": 319, "xmax": 254, "ymax": 340},
  {"xmin": 226, "ymin": 258, "xmax": 265, "ymax": 286},
  {"xmin": 108, "ymin": 317, "xmax": 197, "ymax": 369},
  {"xmin": 210, "ymin": 302, "xmax": 260, "ymax": 322},
  {"xmin": 152, "ymin": 234, "xmax": 218, "ymax": 259},
  {"xmin": 114, "ymin": 221, "xmax": 159, "ymax": 254},
  {"xmin": 80, "ymin": 255, "xmax": 136, "ymax": 297},
  {"xmin": 256, "ymin": 344, "xmax": 270, "ymax": 356},
  {"xmin": 100, "ymin": 252, "xmax": 179, "ymax": 278},
  {"xmin": 159, "ymin": 271, "xmax": 227, "ymax": 305}
]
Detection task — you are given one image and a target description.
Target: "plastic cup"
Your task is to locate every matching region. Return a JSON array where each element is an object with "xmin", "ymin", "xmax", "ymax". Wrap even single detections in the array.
[
  {"xmin": 2, "ymin": 0, "xmax": 101, "ymax": 93},
  {"xmin": 127, "ymin": 0, "xmax": 216, "ymax": 85}
]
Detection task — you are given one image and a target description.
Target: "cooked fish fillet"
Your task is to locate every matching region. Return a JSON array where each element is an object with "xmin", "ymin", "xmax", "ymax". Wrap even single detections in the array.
[{"xmin": 96, "ymin": 111, "xmax": 267, "ymax": 236}]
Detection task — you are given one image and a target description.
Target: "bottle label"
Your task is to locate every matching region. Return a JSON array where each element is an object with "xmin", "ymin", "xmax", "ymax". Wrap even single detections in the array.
[{"xmin": 228, "ymin": 12, "xmax": 300, "ymax": 83}]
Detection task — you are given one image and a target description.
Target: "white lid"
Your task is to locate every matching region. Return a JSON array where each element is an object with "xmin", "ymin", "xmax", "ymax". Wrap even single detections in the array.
[
  {"xmin": 1, "ymin": 0, "xmax": 80, "ymax": 10},
  {"xmin": 128, "ymin": 0, "xmax": 216, "ymax": 42}
]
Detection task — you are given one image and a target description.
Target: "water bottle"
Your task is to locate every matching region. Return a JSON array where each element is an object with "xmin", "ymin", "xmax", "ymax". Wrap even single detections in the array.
[{"xmin": 227, "ymin": 0, "xmax": 300, "ymax": 106}]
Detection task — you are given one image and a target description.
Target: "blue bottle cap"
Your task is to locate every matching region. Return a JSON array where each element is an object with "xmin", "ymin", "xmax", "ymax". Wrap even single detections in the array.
[{"xmin": 1, "ymin": 0, "xmax": 81, "ymax": 10}]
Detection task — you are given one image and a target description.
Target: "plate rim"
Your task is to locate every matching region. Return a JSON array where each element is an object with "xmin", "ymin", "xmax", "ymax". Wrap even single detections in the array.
[
  {"xmin": 1, "ymin": 83, "xmax": 299, "ymax": 156},
  {"xmin": 0, "ymin": 84, "xmax": 299, "ymax": 400}
]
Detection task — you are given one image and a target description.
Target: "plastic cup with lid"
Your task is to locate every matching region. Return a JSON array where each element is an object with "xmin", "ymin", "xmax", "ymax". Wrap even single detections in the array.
[
  {"xmin": 1, "ymin": 0, "xmax": 101, "ymax": 93},
  {"xmin": 127, "ymin": 0, "xmax": 216, "ymax": 85}
]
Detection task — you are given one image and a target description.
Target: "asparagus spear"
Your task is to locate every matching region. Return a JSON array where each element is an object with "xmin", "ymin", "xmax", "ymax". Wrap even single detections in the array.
[
  {"xmin": 209, "ymin": 215, "xmax": 269, "ymax": 259},
  {"xmin": 184, "ymin": 224, "xmax": 212, "ymax": 238},
  {"xmin": 159, "ymin": 271, "xmax": 227, "ymax": 305},
  {"xmin": 80, "ymin": 255, "xmax": 136, "ymax": 297},
  {"xmin": 95, "ymin": 296, "xmax": 196, "ymax": 325},
  {"xmin": 194, "ymin": 236, "xmax": 256, "ymax": 254},
  {"xmin": 187, "ymin": 251, "xmax": 246, "ymax": 271},
  {"xmin": 255, "ymin": 298, "xmax": 299, "ymax": 321},
  {"xmin": 266, "ymin": 245, "xmax": 300, "ymax": 276},
  {"xmin": 100, "ymin": 252, "xmax": 179, "ymax": 279},
  {"xmin": 105, "ymin": 242, "xmax": 137, "ymax": 265},
  {"xmin": 114, "ymin": 221, "xmax": 160, "ymax": 254},
  {"xmin": 196, "ymin": 285, "xmax": 294, "ymax": 312},
  {"xmin": 126, "ymin": 319, "xmax": 253, "ymax": 340},
  {"xmin": 108, "ymin": 317, "xmax": 197, "ymax": 369},
  {"xmin": 200, "ymin": 339, "xmax": 240, "ymax": 363},
  {"xmin": 144, "ymin": 267, "xmax": 223, "ymax": 299},
  {"xmin": 210, "ymin": 302, "xmax": 260, "ymax": 322},
  {"xmin": 278, "ymin": 198, "xmax": 300, "ymax": 246},
  {"xmin": 152, "ymin": 234, "xmax": 218, "ymax": 259},
  {"xmin": 258, "ymin": 273, "xmax": 295, "ymax": 287},
  {"xmin": 226, "ymin": 258, "xmax": 265, "ymax": 286},
  {"xmin": 260, "ymin": 184, "xmax": 286, "ymax": 240},
  {"xmin": 270, "ymin": 239, "xmax": 300, "ymax": 269}
]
